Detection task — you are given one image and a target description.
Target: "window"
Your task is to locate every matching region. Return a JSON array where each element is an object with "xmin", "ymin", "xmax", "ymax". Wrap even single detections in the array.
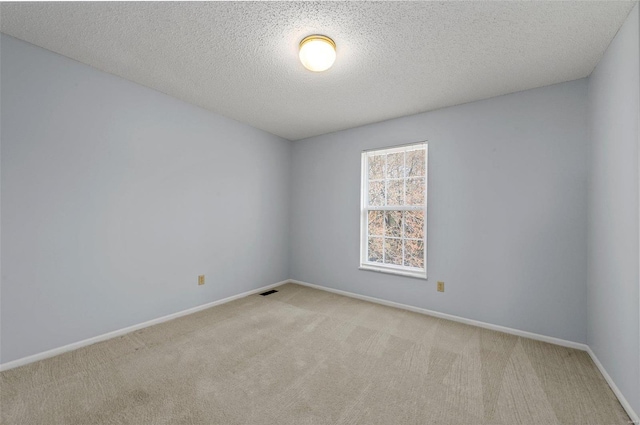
[{"xmin": 360, "ymin": 142, "xmax": 427, "ymax": 279}]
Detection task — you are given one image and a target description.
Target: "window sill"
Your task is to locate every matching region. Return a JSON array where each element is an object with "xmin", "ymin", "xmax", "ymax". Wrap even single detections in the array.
[{"xmin": 359, "ymin": 265, "xmax": 427, "ymax": 280}]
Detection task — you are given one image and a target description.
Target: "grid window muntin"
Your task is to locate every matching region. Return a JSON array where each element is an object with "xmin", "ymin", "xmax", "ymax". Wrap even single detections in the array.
[{"xmin": 360, "ymin": 142, "xmax": 427, "ymax": 279}]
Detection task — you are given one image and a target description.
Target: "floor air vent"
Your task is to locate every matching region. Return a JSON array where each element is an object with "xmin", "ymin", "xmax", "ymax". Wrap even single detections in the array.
[{"xmin": 260, "ymin": 290, "xmax": 278, "ymax": 296}]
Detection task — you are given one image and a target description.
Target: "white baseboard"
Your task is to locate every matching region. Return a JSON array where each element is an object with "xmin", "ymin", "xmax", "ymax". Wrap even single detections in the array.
[
  {"xmin": 586, "ymin": 347, "xmax": 639, "ymax": 424},
  {"xmin": 4, "ymin": 278, "xmax": 637, "ymax": 424},
  {"xmin": 0, "ymin": 280, "xmax": 288, "ymax": 372},
  {"xmin": 289, "ymin": 279, "xmax": 640, "ymax": 422},
  {"xmin": 288, "ymin": 279, "xmax": 588, "ymax": 350}
]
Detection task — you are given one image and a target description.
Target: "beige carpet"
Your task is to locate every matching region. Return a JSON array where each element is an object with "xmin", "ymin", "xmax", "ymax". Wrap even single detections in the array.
[{"xmin": 0, "ymin": 283, "xmax": 630, "ymax": 425}]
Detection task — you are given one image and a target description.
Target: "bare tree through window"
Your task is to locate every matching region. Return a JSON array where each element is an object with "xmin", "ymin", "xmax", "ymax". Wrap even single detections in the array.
[{"xmin": 360, "ymin": 143, "xmax": 427, "ymax": 278}]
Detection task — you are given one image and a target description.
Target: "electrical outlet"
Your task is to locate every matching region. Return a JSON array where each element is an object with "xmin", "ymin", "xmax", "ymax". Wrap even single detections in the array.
[
  {"xmin": 437, "ymin": 281, "xmax": 445, "ymax": 292},
  {"xmin": 198, "ymin": 275, "xmax": 205, "ymax": 286}
]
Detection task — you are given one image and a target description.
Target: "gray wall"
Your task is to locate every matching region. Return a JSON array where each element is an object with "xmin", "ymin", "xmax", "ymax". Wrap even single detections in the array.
[
  {"xmin": 291, "ymin": 79, "xmax": 589, "ymax": 343},
  {"xmin": 587, "ymin": 4, "xmax": 640, "ymax": 415},
  {"xmin": 0, "ymin": 35, "xmax": 292, "ymax": 364}
]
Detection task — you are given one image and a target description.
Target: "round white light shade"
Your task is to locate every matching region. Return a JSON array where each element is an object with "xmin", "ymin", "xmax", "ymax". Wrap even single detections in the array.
[{"xmin": 299, "ymin": 35, "xmax": 336, "ymax": 72}]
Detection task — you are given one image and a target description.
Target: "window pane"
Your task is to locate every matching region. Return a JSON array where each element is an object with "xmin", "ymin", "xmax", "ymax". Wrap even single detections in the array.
[
  {"xmin": 406, "ymin": 149, "xmax": 425, "ymax": 177},
  {"xmin": 368, "ymin": 155, "xmax": 385, "ymax": 180},
  {"xmin": 385, "ymin": 238, "xmax": 403, "ymax": 265},
  {"xmin": 368, "ymin": 237, "xmax": 383, "ymax": 263},
  {"xmin": 368, "ymin": 181, "xmax": 385, "ymax": 206},
  {"xmin": 406, "ymin": 177, "xmax": 425, "ymax": 205},
  {"xmin": 404, "ymin": 210, "xmax": 424, "ymax": 239},
  {"xmin": 386, "ymin": 180, "xmax": 404, "ymax": 206},
  {"xmin": 385, "ymin": 211, "xmax": 402, "ymax": 237},
  {"xmin": 367, "ymin": 211, "xmax": 384, "ymax": 236},
  {"xmin": 361, "ymin": 144, "xmax": 427, "ymax": 275},
  {"xmin": 404, "ymin": 240, "xmax": 424, "ymax": 268},
  {"xmin": 386, "ymin": 152, "xmax": 405, "ymax": 178}
]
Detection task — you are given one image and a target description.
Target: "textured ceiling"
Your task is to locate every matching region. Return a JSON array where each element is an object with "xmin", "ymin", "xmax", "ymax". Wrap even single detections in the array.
[{"xmin": 0, "ymin": 1, "xmax": 636, "ymax": 141}]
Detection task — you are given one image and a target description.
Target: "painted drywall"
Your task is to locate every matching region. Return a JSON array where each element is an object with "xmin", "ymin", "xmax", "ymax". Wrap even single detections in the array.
[
  {"xmin": 290, "ymin": 79, "xmax": 589, "ymax": 344},
  {"xmin": 0, "ymin": 35, "xmax": 292, "ymax": 364},
  {"xmin": 587, "ymin": 3, "xmax": 640, "ymax": 416}
]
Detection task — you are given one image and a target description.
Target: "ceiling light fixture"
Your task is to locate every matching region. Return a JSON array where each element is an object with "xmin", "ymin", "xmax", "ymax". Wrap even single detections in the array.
[{"xmin": 299, "ymin": 35, "xmax": 336, "ymax": 72}]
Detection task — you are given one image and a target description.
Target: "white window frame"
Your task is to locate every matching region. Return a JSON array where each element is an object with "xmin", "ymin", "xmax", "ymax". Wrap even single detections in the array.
[{"xmin": 359, "ymin": 142, "xmax": 428, "ymax": 279}]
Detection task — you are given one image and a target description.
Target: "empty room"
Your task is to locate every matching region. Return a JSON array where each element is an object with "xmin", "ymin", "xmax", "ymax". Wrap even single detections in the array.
[{"xmin": 1, "ymin": 1, "xmax": 639, "ymax": 424}]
